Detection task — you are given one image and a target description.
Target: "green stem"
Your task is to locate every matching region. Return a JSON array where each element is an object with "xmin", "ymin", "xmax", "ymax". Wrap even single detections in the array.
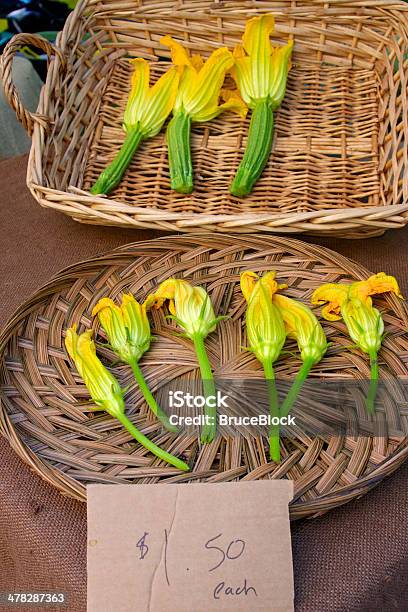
[
  {"xmin": 129, "ymin": 359, "xmax": 178, "ymax": 433},
  {"xmin": 280, "ymin": 358, "xmax": 314, "ymax": 419},
  {"xmin": 116, "ymin": 412, "xmax": 189, "ymax": 471},
  {"xmin": 230, "ymin": 99, "xmax": 274, "ymax": 197},
  {"xmin": 193, "ymin": 334, "xmax": 217, "ymax": 444},
  {"xmin": 167, "ymin": 110, "xmax": 193, "ymax": 194},
  {"xmin": 366, "ymin": 351, "xmax": 379, "ymax": 415},
  {"xmin": 263, "ymin": 359, "xmax": 280, "ymax": 463},
  {"xmin": 90, "ymin": 127, "xmax": 143, "ymax": 195}
]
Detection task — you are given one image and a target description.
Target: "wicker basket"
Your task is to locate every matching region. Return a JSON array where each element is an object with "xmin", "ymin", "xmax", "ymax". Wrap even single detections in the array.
[
  {"xmin": 1, "ymin": 234, "xmax": 407, "ymax": 519},
  {"xmin": 2, "ymin": 1, "xmax": 408, "ymax": 236}
]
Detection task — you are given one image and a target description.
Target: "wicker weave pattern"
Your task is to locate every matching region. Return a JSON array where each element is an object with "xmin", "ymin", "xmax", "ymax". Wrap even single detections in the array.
[
  {"xmin": 83, "ymin": 63, "xmax": 380, "ymax": 216},
  {"xmin": 1, "ymin": 235, "xmax": 407, "ymax": 519},
  {"xmin": 2, "ymin": 1, "xmax": 408, "ymax": 235}
]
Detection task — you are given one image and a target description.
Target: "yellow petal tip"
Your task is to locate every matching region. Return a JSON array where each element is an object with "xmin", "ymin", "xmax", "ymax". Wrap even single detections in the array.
[{"xmin": 92, "ymin": 297, "xmax": 116, "ymax": 317}]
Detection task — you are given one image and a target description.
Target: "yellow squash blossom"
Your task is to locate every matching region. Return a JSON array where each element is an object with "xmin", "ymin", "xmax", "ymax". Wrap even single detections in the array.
[
  {"xmin": 92, "ymin": 294, "xmax": 176, "ymax": 432},
  {"xmin": 230, "ymin": 14, "xmax": 293, "ymax": 196},
  {"xmin": 122, "ymin": 60, "xmax": 180, "ymax": 137},
  {"xmin": 146, "ymin": 278, "xmax": 222, "ymax": 443},
  {"xmin": 91, "ymin": 58, "xmax": 182, "ymax": 195},
  {"xmin": 309, "ymin": 283, "xmax": 349, "ymax": 322},
  {"xmin": 65, "ymin": 325, "xmax": 189, "ymax": 471},
  {"xmin": 240, "ymin": 270, "xmax": 287, "ymax": 366},
  {"xmin": 240, "ymin": 271, "xmax": 286, "ymax": 462},
  {"xmin": 146, "ymin": 278, "xmax": 219, "ymax": 340},
  {"xmin": 161, "ymin": 35, "xmax": 247, "ymax": 193},
  {"xmin": 66, "ymin": 326, "xmax": 125, "ymax": 418},
  {"xmin": 93, "ymin": 294, "xmax": 150, "ymax": 363},
  {"xmin": 348, "ymin": 272, "xmax": 402, "ymax": 304},
  {"xmin": 272, "ymin": 292, "xmax": 327, "ymax": 419},
  {"xmin": 312, "ymin": 273, "xmax": 403, "ymax": 413},
  {"xmin": 273, "ymin": 294, "xmax": 327, "ymax": 366},
  {"xmin": 341, "ymin": 298, "xmax": 384, "ymax": 356}
]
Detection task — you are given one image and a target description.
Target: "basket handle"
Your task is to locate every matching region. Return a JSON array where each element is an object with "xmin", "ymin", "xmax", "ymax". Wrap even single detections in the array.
[{"xmin": 0, "ymin": 33, "xmax": 65, "ymax": 135}]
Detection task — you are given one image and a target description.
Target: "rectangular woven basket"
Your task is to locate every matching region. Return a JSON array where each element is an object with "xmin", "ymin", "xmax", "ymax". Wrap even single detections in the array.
[{"xmin": 2, "ymin": 0, "xmax": 408, "ymax": 237}]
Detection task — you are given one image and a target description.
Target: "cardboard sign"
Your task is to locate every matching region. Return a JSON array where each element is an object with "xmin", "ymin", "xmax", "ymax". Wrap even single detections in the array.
[{"xmin": 87, "ymin": 481, "xmax": 294, "ymax": 612}]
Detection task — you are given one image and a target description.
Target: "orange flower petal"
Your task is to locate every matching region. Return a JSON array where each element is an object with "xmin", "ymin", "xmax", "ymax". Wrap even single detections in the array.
[{"xmin": 349, "ymin": 273, "xmax": 403, "ymax": 302}]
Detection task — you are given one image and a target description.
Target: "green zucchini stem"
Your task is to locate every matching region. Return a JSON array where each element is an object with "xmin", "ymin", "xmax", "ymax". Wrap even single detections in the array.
[
  {"xmin": 167, "ymin": 110, "xmax": 193, "ymax": 194},
  {"xmin": 116, "ymin": 412, "xmax": 189, "ymax": 471},
  {"xmin": 230, "ymin": 99, "xmax": 274, "ymax": 197},
  {"xmin": 192, "ymin": 334, "xmax": 217, "ymax": 444},
  {"xmin": 263, "ymin": 358, "xmax": 281, "ymax": 462},
  {"xmin": 366, "ymin": 351, "xmax": 379, "ymax": 415},
  {"xmin": 129, "ymin": 358, "xmax": 178, "ymax": 433},
  {"xmin": 280, "ymin": 358, "xmax": 315, "ymax": 419},
  {"xmin": 90, "ymin": 127, "xmax": 143, "ymax": 195}
]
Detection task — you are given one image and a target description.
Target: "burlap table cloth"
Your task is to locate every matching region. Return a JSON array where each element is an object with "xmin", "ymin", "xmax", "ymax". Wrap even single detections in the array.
[{"xmin": 1, "ymin": 154, "xmax": 407, "ymax": 612}]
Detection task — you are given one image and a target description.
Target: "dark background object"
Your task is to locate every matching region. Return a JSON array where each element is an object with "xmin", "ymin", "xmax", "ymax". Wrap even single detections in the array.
[
  {"xmin": 0, "ymin": 1, "xmax": 75, "ymax": 78},
  {"xmin": 5, "ymin": 1, "xmax": 70, "ymax": 35}
]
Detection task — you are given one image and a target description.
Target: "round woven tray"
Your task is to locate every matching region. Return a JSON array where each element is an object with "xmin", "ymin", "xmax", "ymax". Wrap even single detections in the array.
[{"xmin": 1, "ymin": 235, "xmax": 407, "ymax": 519}]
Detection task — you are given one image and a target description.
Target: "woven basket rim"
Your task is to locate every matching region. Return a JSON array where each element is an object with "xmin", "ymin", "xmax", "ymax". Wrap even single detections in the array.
[
  {"xmin": 1, "ymin": 403, "xmax": 407, "ymax": 513},
  {"xmin": 1, "ymin": 233, "xmax": 408, "ymax": 519},
  {"xmin": 28, "ymin": 185, "xmax": 408, "ymax": 230},
  {"xmin": 0, "ymin": 232, "xmax": 395, "ymax": 341}
]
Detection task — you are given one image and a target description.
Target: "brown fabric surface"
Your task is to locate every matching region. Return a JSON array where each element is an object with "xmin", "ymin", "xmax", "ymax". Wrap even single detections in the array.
[{"xmin": 0, "ymin": 154, "xmax": 407, "ymax": 612}]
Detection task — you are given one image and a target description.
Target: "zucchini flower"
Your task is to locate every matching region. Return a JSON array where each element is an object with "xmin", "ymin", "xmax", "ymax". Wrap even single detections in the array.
[
  {"xmin": 91, "ymin": 58, "xmax": 182, "ymax": 195},
  {"xmin": 65, "ymin": 325, "xmax": 125, "ymax": 418},
  {"xmin": 312, "ymin": 272, "xmax": 403, "ymax": 413},
  {"xmin": 161, "ymin": 35, "xmax": 247, "ymax": 193},
  {"xmin": 240, "ymin": 271, "xmax": 287, "ymax": 462},
  {"xmin": 65, "ymin": 325, "xmax": 189, "ymax": 471},
  {"xmin": 240, "ymin": 271, "xmax": 287, "ymax": 365},
  {"xmin": 272, "ymin": 293, "xmax": 327, "ymax": 418},
  {"xmin": 92, "ymin": 294, "xmax": 176, "ymax": 432},
  {"xmin": 146, "ymin": 279, "xmax": 222, "ymax": 443},
  {"xmin": 230, "ymin": 14, "xmax": 293, "ymax": 196},
  {"xmin": 93, "ymin": 295, "xmax": 150, "ymax": 363}
]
